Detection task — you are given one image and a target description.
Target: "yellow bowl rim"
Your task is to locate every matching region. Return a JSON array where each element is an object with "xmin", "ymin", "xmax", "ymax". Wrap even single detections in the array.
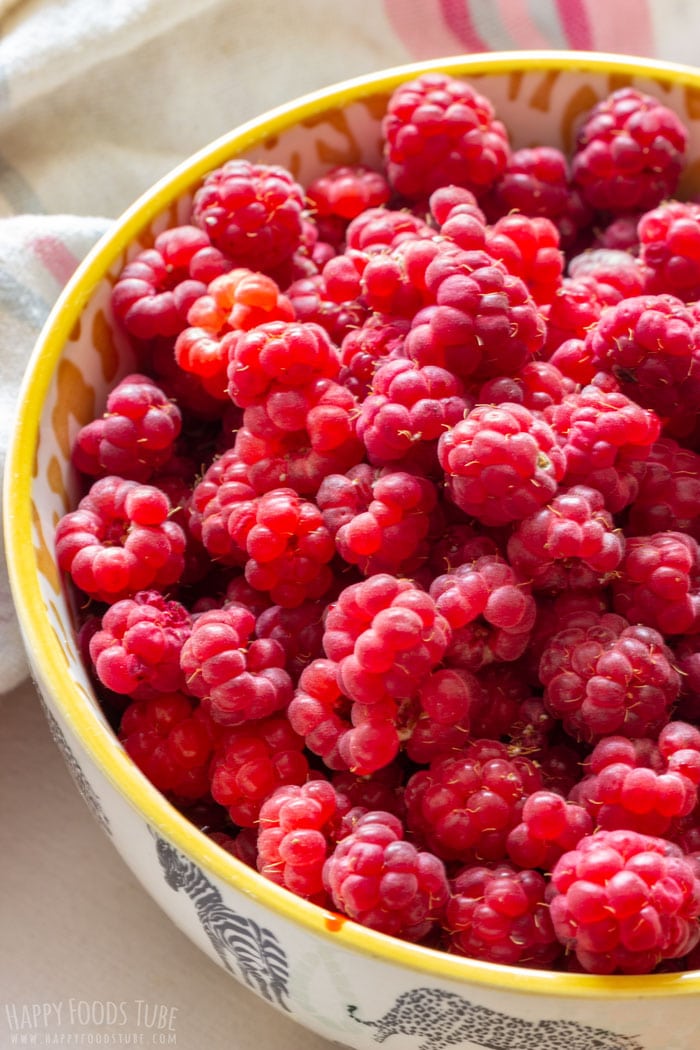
[{"xmin": 7, "ymin": 48, "xmax": 700, "ymax": 999}]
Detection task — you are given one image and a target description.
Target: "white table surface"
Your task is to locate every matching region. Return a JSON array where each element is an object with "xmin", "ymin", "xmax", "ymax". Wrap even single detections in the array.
[{"xmin": 0, "ymin": 679, "xmax": 339, "ymax": 1050}]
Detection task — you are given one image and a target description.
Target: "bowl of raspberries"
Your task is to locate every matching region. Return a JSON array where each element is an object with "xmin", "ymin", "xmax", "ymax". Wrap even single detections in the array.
[{"xmin": 8, "ymin": 49, "xmax": 700, "ymax": 1050}]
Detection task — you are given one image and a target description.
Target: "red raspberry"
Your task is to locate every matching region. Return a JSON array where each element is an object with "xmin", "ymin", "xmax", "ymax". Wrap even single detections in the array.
[
  {"xmin": 72, "ymin": 373, "xmax": 182, "ymax": 483},
  {"xmin": 522, "ymin": 590, "xmax": 611, "ymax": 687},
  {"xmin": 571, "ymin": 87, "xmax": 687, "ymax": 214},
  {"xmin": 316, "ymin": 464, "xmax": 438, "ymax": 576},
  {"xmin": 174, "ymin": 269, "xmax": 294, "ymax": 399},
  {"xmin": 438, "ymin": 402, "xmax": 566, "ymax": 526},
  {"xmin": 209, "ymin": 714, "xmax": 309, "ymax": 827},
  {"xmin": 119, "ymin": 692, "xmax": 216, "ymax": 800},
  {"xmin": 382, "ymin": 71, "xmax": 510, "ymax": 201},
  {"xmin": 288, "ymin": 657, "xmax": 403, "ymax": 775},
  {"xmin": 192, "ymin": 159, "xmax": 306, "ymax": 271},
  {"xmin": 673, "ymin": 636, "xmax": 700, "ymax": 722},
  {"xmin": 571, "ymin": 732, "xmax": 699, "ymax": 837},
  {"xmin": 541, "ymin": 275, "xmax": 613, "ymax": 356},
  {"xmin": 111, "ymin": 225, "xmax": 231, "ymax": 341},
  {"xmin": 506, "ymin": 791, "xmax": 593, "ymax": 872},
  {"xmin": 612, "ymin": 531, "xmax": 700, "ymax": 636},
  {"xmin": 584, "ymin": 293, "xmax": 700, "ymax": 420},
  {"xmin": 254, "ymin": 599, "xmax": 326, "ymax": 682},
  {"xmin": 404, "ymin": 740, "xmax": 543, "ymax": 863},
  {"xmin": 445, "ymin": 862, "xmax": 561, "ymax": 967},
  {"xmin": 226, "ymin": 319, "xmax": 340, "ymax": 408},
  {"xmin": 468, "ymin": 664, "xmax": 532, "ymax": 740},
  {"xmin": 568, "ymin": 247, "xmax": 647, "ymax": 300},
  {"xmin": 626, "ymin": 438, "xmax": 700, "ymax": 542},
  {"xmin": 476, "ymin": 361, "xmax": 575, "ymax": 416},
  {"xmin": 322, "ymin": 573, "xmax": 451, "ymax": 706},
  {"xmin": 256, "ymin": 779, "xmax": 342, "ymax": 903},
  {"xmin": 405, "ymin": 246, "xmax": 546, "ymax": 381},
  {"xmin": 306, "ymin": 164, "xmax": 391, "ymax": 222},
  {"xmin": 285, "ymin": 272, "xmax": 367, "ymax": 345},
  {"xmin": 89, "ymin": 590, "xmax": 192, "ymax": 698},
  {"xmin": 344, "ymin": 206, "xmax": 435, "ymax": 253},
  {"xmin": 485, "ymin": 144, "xmax": 592, "ymax": 250},
  {"xmin": 547, "ymin": 828, "xmax": 700, "ymax": 974},
  {"xmin": 594, "ymin": 213, "xmax": 643, "ymax": 252},
  {"xmin": 639, "ymin": 200, "xmax": 700, "ymax": 300},
  {"xmin": 338, "ymin": 315, "xmax": 409, "ymax": 399},
  {"xmin": 359, "ymin": 237, "xmax": 443, "ymax": 319},
  {"xmin": 506, "ymin": 485, "xmax": 625, "ymax": 594},
  {"xmin": 356, "ymin": 358, "xmax": 469, "ymax": 467},
  {"xmin": 546, "ymin": 384, "xmax": 661, "ymax": 513},
  {"xmin": 485, "ymin": 214, "xmax": 563, "ymax": 306},
  {"xmin": 187, "ymin": 449, "xmax": 256, "ymax": 565},
  {"xmin": 242, "ymin": 374, "xmax": 358, "ymax": 453},
  {"xmin": 404, "ymin": 667, "xmax": 483, "ymax": 764},
  {"xmin": 180, "ymin": 606, "xmax": 293, "ymax": 725},
  {"xmin": 55, "ymin": 476, "xmax": 186, "ymax": 603},
  {"xmin": 430, "ymin": 554, "xmax": 536, "ymax": 671},
  {"xmin": 322, "ymin": 810, "xmax": 449, "ymax": 942},
  {"xmin": 539, "ymin": 612, "xmax": 680, "ymax": 741}
]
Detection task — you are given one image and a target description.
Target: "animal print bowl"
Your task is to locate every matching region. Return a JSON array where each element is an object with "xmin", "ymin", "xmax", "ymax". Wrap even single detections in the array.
[{"xmin": 6, "ymin": 50, "xmax": 700, "ymax": 1050}]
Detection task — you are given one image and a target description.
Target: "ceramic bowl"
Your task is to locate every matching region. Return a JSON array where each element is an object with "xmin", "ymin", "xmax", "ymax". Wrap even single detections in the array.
[{"xmin": 6, "ymin": 51, "xmax": 700, "ymax": 1050}]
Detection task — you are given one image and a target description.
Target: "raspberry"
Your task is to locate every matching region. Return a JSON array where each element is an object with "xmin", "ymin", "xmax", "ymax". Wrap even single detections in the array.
[
  {"xmin": 405, "ymin": 245, "xmax": 546, "ymax": 381},
  {"xmin": 485, "ymin": 214, "xmax": 563, "ymax": 305},
  {"xmin": 192, "ymin": 159, "xmax": 306, "ymax": 271},
  {"xmin": 72, "ymin": 373, "xmax": 182, "ymax": 483},
  {"xmin": 438, "ymin": 402, "xmax": 566, "ymax": 526},
  {"xmin": 522, "ymin": 590, "xmax": 611, "ymax": 687},
  {"xmin": 322, "ymin": 573, "xmax": 451, "ymax": 706},
  {"xmin": 55, "ymin": 475, "xmax": 186, "ymax": 603},
  {"xmin": 404, "ymin": 667, "xmax": 483, "ymax": 764},
  {"xmin": 187, "ymin": 449, "xmax": 257, "ymax": 565},
  {"xmin": 405, "ymin": 740, "xmax": 543, "ymax": 863},
  {"xmin": 382, "ymin": 71, "xmax": 510, "ymax": 201},
  {"xmin": 285, "ymin": 272, "xmax": 367, "ymax": 345},
  {"xmin": 612, "ymin": 530, "xmax": 700, "ymax": 635},
  {"xmin": 430, "ymin": 554, "xmax": 536, "ymax": 671},
  {"xmin": 316, "ymin": 464, "xmax": 438, "ymax": 576},
  {"xmin": 256, "ymin": 779, "xmax": 341, "ymax": 903},
  {"xmin": 254, "ymin": 599, "xmax": 326, "ymax": 682},
  {"xmin": 673, "ymin": 636, "xmax": 700, "ymax": 722},
  {"xmin": 356, "ymin": 358, "xmax": 469, "ymax": 467},
  {"xmin": 568, "ymin": 247, "xmax": 647, "ymax": 300},
  {"xmin": 180, "ymin": 606, "xmax": 293, "ymax": 725},
  {"xmin": 338, "ymin": 314, "xmax": 409, "ymax": 399},
  {"xmin": 584, "ymin": 293, "xmax": 700, "ymax": 420},
  {"xmin": 571, "ymin": 732, "xmax": 698, "ymax": 837},
  {"xmin": 571, "ymin": 87, "xmax": 687, "ymax": 214},
  {"xmin": 540, "ymin": 275, "xmax": 612, "ymax": 356},
  {"xmin": 539, "ymin": 612, "xmax": 681, "ymax": 741},
  {"xmin": 546, "ymin": 384, "xmax": 661, "ymax": 513},
  {"xmin": 119, "ymin": 692, "xmax": 216, "ymax": 800},
  {"xmin": 344, "ymin": 206, "xmax": 435, "ymax": 253},
  {"xmin": 506, "ymin": 789, "xmax": 594, "ymax": 870},
  {"xmin": 226, "ymin": 319, "xmax": 340, "ymax": 408},
  {"xmin": 468, "ymin": 664, "xmax": 532, "ymax": 740},
  {"xmin": 476, "ymin": 361, "xmax": 574, "ymax": 416},
  {"xmin": 322, "ymin": 810, "xmax": 449, "ymax": 941},
  {"xmin": 306, "ymin": 164, "xmax": 391, "ymax": 222},
  {"xmin": 288, "ymin": 657, "xmax": 402, "ymax": 775},
  {"xmin": 484, "ymin": 144, "xmax": 592, "ymax": 250},
  {"xmin": 626, "ymin": 438, "xmax": 700, "ymax": 541},
  {"xmin": 547, "ymin": 828, "xmax": 700, "ymax": 973},
  {"xmin": 89, "ymin": 590, "xmax": 192, "ymax": 698},
  {"xmin": 209, "ymin": 714, "xmax": 309, "ymax": 826},
  {"xmin": 506, "ymin": 485, "xmax": 625, "ymax": 594},
  {"xmin": 445, "ymin": 862, "xmax": 561, "ymax": 967},
  {"xmin": 638, "ymin": 200, "xmax": 700, "ymax": 300},
  {"xmin": 111, "ymin": 225, "xmax": 231, "ymax": 341},
  {"xmin": 359, "ymin": 237, "xmax": 444, "ymax": 320},
  {"xmin": 242, "ymin": 374, "xmax": 358, "ymax": 453},
  {"xmin": 174, "ymin": 269, "xmax": 294, "ymax": 399}
]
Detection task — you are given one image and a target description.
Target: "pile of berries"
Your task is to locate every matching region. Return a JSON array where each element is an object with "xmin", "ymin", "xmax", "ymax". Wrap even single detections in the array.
[{"xmin": 57, "ymin": 73, "xmax": 700, "ymax": 976}]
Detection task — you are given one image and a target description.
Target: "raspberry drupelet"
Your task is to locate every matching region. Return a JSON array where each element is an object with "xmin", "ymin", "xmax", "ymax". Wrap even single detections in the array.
[
  {"xmin": 571, "ymin": 87, "xmax": 688, "ymax": 214},
  {"xmin": 506, "ymin": 485, "xmax": 625, "ymax": 594},
  {"xmin": 209, "ymin": 715, "xmax": 309, "ymax": 827},
  {"xmin": 445, "ymin": 862, "xmax": 562, "ymax": 967},
  {"xmin": 119, "ymin": 691, "xmax": 217, "ymax": 801},
  {"xmin": 382, "ymin": 71, "xmax": 511, "ymax": 201},
  {"xmin": 430, "ymin": 553, "xmax": 537, "ymax": 671},
  {"xmin": 612, "ymin": 530, "xmax": 700, "ymax": 636},
  {"xmin": 404, "ymin": 739, "xmax": 543, "ymax": 864},
  {"xmin": 180, "ymin": 605, "xmax": 293, "ymax": 725},
  {"xmin": 192, "ymin": 159, "xmax": 306, "ymax": 272},
  {"xmin": 72, "ymin": 373, "xmax": 182, "ymax": 483},
  {"xmin": 438, "ymin": 402, "xmax": 566, "ymax": 526},
  {"xmin": 322, "ymin": 810, "xmax": 450, "ymax": 942},
  {"xmin": 547, "ymin": 828, "xmax": 700, "ymax": 974},
  {"xmin": 55, "ymin": 475, "xmax": 187, "ymax": 604},
  {"xmin": 89, "ymin": 590, "xmax": 192, "ymax": 698},
  {"xmin": 539, "ymin": 612, "xmax": 681, "ymax": 742}
]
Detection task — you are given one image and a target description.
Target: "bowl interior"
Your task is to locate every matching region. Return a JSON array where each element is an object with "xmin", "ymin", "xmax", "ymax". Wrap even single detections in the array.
[{"xmin": 9, "ymin": 50, "xmax": 700, "ymax": 997}]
